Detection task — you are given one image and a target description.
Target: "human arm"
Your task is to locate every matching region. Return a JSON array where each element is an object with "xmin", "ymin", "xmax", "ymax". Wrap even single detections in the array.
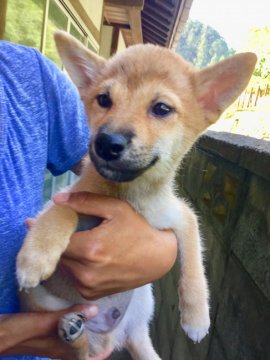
[
  {"xmin": 54, "ymin": 191, "xmax": 178, "ymax": 300},
  {"xmin": 0, "ymin": 305, "xmax": 110, "ymax": 360}
]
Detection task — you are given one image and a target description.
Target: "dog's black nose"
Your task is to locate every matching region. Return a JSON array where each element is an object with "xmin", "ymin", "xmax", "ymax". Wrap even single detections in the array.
[{"xmin": 94, "ymin": 132, "xmax": 128, "ymax": 161}]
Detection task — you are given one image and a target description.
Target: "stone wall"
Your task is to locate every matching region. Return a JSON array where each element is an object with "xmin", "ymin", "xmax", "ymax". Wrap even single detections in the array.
[{"xmin": 151, "ymin": 131, "xmax": 270, "ymax": 360}]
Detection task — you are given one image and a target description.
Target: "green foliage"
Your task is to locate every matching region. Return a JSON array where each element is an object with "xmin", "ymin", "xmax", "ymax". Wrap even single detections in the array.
[
  {"xmin": 176, "ymin": 19, "xmax": 235, "ymax": 68},
  {"xmin": 4, "ymin": 0, "xmax": 66, "ymax": 67},
  {"xmin": 45, "ymin": 0, "xmax": 68, "ymax": 67},
  {"xmin": 4, "ymin": 0, "xmax": 44, "ymax": 49},
  {"xmin": 242, "ymin": 27, "xmax": 270, "ymax": 80}
]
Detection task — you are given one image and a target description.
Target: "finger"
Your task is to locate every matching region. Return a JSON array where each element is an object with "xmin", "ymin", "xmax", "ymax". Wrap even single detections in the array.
[
  {"xmin": 4, "ymin": 336, "xmax": 73, "ymax": 359},
  {"xmin": 63, "ymin": 228, "xmax": 108, "ymax": 260},
  {"xmin": 39, "ymin": 304, "xmax": 98, "ymax": 330},
  {"xmin": 59, "ymin": 258, "xmax": 97, "ymax": 292},
  {"xmin": 59, "ymin": 257, "xmax": 87, "ymax": 281},
  {"xmin": 6, "ymin": 337, "xmax": 112, "ymax": 360},
  {"xmin": 60, "ymin": 257, "xmax": 137, "ymax": 300},
  {"xmin": 25, "ymin": 218, "xmax": 36, "ymax": 229},
  {"xmin": 0, "ymin": 305, "xmax": 98, "ymax": 352},
  {"xmin": 53, "ymin": 191, "xmax": 126, "ymax": 218},
  {"xmin": 89, "ymin": 347, "xmax": 113, "ymax": 360}
]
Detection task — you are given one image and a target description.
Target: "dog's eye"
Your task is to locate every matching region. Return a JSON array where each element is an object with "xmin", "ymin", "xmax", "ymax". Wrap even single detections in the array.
[
  {"xmin": 96, "ymin": 94, "xmax": 112, "ymax": 108},
  {"xmin": 151, "ymin": 103, "xmax": 173, "ymax": 117}
]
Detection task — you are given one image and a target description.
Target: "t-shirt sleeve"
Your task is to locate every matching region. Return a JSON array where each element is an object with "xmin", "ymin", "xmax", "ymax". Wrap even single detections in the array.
[{"xmin": 34, "ymin": 50, "xmax": 90, "ymax": 176}]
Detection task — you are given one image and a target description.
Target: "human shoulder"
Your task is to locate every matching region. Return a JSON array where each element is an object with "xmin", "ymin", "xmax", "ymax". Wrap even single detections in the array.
[
  {"xmin": 0, "ymin": 41, "xmax": 65, "ymax": 86},
  {"xmin": 0, "ymin": 40, "xmax": 39, "ymax": 67},
  {"xmin": 0, "ymin": 41, "xmax": 49, "ymax": 91}
]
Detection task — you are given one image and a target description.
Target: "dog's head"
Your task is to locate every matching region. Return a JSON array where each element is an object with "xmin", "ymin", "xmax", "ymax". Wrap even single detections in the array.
[{"xmin": 55, "ymin": 32, "xmax": 256, "ymax": 183}]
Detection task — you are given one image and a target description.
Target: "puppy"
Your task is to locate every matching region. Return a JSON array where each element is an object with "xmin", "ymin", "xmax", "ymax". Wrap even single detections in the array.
[{"xmin": 16, "ymin": 31, "xmax": 256, "ymax": 360}]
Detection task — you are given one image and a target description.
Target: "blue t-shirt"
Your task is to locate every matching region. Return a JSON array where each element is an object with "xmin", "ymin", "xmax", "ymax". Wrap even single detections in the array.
[{"xmin": 0, "ymin": 41, "xmax": 90, "ymax": 359}]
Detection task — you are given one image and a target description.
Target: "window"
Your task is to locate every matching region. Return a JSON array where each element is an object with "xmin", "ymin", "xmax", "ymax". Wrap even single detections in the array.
[
  {"xmin": 4, "ymin": 0, "xmax": 98, "ymax": 61},
  {"xmin": 45, "ymin": 0, "xmax": 69, "ymax": 66},
  {"xmin": 70, "ymin": 23, "xmax": 84, "ymax": 43}
]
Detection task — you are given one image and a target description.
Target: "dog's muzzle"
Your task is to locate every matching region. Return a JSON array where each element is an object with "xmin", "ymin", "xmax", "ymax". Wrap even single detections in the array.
[
  {"xmin": 94, "ymin": 132, "xmax": 129, "ymax": 161},
  {"xmin": 90, "ymin": 130, "xmax": 158, "ymax": 182}
]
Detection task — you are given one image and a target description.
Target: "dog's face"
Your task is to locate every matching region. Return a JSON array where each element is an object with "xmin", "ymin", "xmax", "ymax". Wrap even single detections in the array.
[
  {"xmin": 83, "ymin": 46, "xmax": 201, "ymax": 182},
  {"xmin": 55, "ymin": 32, "xmax": 256, "ymax": 182}
]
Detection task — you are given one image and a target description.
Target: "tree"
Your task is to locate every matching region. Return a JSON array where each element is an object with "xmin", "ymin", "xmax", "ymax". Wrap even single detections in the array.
[
  {"xmin": 176, "ymin": 19, "xmax": 235, "ymax": 68},
  {"xmin": 242, "ymin": 27, "xmax": 270, "ymax": 80}
]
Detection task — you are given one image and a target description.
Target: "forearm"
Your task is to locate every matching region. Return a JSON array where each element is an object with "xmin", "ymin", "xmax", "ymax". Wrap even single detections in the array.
[
  {"xmin": 153, "ymin": 228, "xmax": 178, "ymax": 278},
  {"xmin": 0, "ymin": 305, "xmax": 97, "ymax": 356},
  {"xmin": 1, "ymin": 338, "xmax": 69, "ymax": 358}
]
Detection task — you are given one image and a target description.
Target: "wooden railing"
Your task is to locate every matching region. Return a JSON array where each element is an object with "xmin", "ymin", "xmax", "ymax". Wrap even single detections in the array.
[{"xmin": 237, "ymin": 83, "xmax": 270, "ymax": 110}]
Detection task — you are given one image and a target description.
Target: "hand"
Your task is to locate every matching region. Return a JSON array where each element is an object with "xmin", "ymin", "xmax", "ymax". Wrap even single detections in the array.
[
  {"xmin": 0, "ymin": 305, "xmax": 110, "ymax": 360},
  {"xmin": 53, "ymin": 191, "xmax": 177, "ymax": 300}
]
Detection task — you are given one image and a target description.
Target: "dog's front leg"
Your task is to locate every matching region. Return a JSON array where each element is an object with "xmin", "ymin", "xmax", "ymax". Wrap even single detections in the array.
[
  {"xmin": 17, "ymin": 204, "xmax": 78, "ymax": 290},
  {"xmin": 174, "ymin": 200, "xmax": 210, "ymax": 343}
]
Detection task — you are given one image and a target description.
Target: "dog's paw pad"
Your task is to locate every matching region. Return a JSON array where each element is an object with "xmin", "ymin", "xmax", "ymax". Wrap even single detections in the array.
[
  {"xmin": 58, "ymin": 313, "xmax": 86, "ymax": 343},
  {"xmin": 182, "ymin": 323, "xmax": 209, "ymax": 343}
]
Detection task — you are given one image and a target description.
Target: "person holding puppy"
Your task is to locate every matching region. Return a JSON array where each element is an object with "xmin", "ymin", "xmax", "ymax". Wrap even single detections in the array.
[{"xmin": 0, "ymin": 41, "xmax": 177, "ymax": 359}]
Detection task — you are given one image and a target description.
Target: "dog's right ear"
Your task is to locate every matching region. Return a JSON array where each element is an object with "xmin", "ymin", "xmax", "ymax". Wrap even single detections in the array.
[{"xmin": 54, "ymin": 31, "xmax": 105, "ymax": 95}]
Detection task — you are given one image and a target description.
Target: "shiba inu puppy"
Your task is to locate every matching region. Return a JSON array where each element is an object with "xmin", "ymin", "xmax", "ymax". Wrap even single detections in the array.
[{"xmin": 16, "ymin": 31, "xmax": 256, "ymax": 360}]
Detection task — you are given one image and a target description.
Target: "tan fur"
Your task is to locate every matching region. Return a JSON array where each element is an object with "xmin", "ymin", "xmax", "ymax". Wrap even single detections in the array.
[{"xmin": 16, "ymin": 31, "xmax": 257, "ymax": 360}]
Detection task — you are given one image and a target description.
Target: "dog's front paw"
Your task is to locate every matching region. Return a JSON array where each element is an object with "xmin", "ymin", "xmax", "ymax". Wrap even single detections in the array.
[
  {"xmin": 16, "ymin": 248, "xmax": 58, "ymax": 289},
  {"xmin": 180, "ymin": 300, "xmax": 210, "ymax": 343}
]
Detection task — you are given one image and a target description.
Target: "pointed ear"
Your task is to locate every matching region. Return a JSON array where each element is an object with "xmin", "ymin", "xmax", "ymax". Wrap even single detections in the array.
[
  {"xmin": 54, "ymin": 31, "xmax": 105, "ymax": 94},
  {"xmin": 195, "ymin": 52, "xmax": 257, "ymax": 123}
]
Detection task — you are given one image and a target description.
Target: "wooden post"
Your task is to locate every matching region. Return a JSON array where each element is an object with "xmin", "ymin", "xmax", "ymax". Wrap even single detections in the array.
[
  {"xmin": 128, "ymin": 6, "xmax": 143, "ymax": 44},
  {"xmin": 254, "ymin": 86, "xmax": 261, "ymax": 107},
  {"xmin": 110, "ymin": 26, "xmax": 120, "ymax": 55},
  {"xmin": 0, "ymin": 0, "xmax": 8, "ymax": 39},
  {"xmin": 241, "ymin": 90, "xmax": 246, "ymax": 109},
  {"xmin": 237, "ymin": 94, "xmax": 242, "ymax": 111},
  {"xmin": 247, "ymin": 88, "xmax": 254, "ymax": 108}
]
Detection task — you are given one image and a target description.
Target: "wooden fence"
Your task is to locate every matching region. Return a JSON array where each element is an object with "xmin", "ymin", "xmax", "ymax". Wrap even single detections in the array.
[{"xmin": 237, "ymin": 83, "xmax": 270, "ymax": 110}]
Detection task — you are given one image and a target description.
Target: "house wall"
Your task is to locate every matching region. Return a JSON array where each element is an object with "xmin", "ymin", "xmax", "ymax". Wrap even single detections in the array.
[{"xmin": 79, "ymin": 0, "xmax": 104, "ymax": 32}]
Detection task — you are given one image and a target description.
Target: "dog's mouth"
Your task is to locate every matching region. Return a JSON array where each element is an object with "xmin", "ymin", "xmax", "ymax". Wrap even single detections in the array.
[{"xmin": 90, "ymin": 150, "xmax": 158, "ymax": 182}]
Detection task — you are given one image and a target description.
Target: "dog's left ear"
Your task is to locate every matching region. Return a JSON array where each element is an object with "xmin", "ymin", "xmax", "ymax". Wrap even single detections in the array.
[
  {"xmin": 195, "ymin": 52, "xmax": 257, "ymax": 123},
  {"xmin": 54, "ymin": 31, "xmax": 105, "ymax": 95}
]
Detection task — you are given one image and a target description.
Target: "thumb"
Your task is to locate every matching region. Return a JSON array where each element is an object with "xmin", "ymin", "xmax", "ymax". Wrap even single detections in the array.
[
  {"xmin": 41, "ymin": 304, "xmax": 98, "ymax": 333},
  {"xmin": 62, "ymin": 304, "xmax": 98, "ymax": 320},
  {"xmin": 89, "ymin": 347, "xmax": 113, "ymax": 360},
  {"xmin": 25, "ymin": 218, "xmax": 36, "ymax": 229},
  {"xmin": 53, "ymin": 191, "xmax": 119, "ymax": 218},
  {"xmin": 0, "ymin": 305, "xmax": 98, "ymax": 352}
]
